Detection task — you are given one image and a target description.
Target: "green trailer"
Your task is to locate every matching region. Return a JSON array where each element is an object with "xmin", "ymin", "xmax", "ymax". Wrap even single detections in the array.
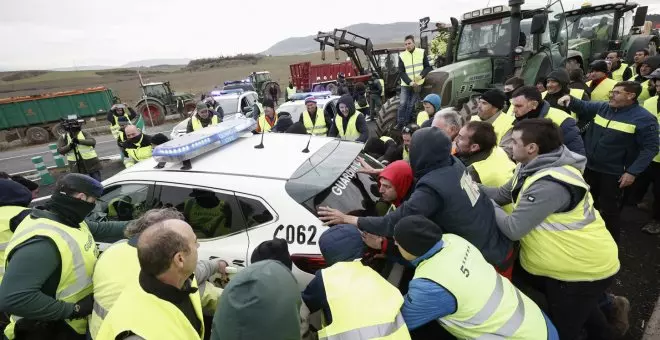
[{"xmin": 0, "ymin": 87, "xmax": 116, "ymax": 144}]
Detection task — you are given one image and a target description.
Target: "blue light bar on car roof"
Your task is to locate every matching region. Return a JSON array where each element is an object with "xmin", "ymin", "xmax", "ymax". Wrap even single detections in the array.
[
  {"xmin": 212, "ymin": 89, "xmax": 243, "ymax": 96},
  {"xmin": 288, "ymin": 91, "xmax": 333, "ymax": 101},
  {"xmin": 152, "ymin": 117, "xmax": 256, "ymax": 163}
]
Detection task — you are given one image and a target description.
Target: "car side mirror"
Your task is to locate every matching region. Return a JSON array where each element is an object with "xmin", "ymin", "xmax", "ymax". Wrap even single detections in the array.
[
  {"xmin": 633, "ymin": 6, "xmax": 648, "ymax": 27},
  {"xmin": 530, "ymin": 13, "xmax": 548, "ymax": 35}
]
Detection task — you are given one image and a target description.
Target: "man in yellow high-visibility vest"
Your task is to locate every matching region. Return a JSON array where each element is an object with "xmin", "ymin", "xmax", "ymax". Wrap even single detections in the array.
[
  {"xmin": 56, "ymin": 119, "xmax": 102, "ymax": 181},
  {"xmin": 328, "ymin": 95, "xmax": 369, "ymax": 142},
  {"xmin": 298, "ymin": 97, "xmax": 332, "ymax": 136},
  {"xmin": 396, "ymin": 35, "xmax": 432, "ymax": 130},
  {"xmin": 480, "ymin": 119, "xmax": 628, "ymax": 339},
  {"xmin": 284, "ymin": 81, "xmax": 297, "ymax": 102},
  {"xmin": 633, "ymin": 56, "xmax": 660, "ymax": 102},
  {"xmin": 606, "ymin": 51, "xmax": 633, "ymax": 81},
  {"xmin": 587, "ymin": 60, "xmax": 618, "ymax": 102},
  {"xmin": 472, "ymin": 89, "xmax": 514, "ymax": 158}
]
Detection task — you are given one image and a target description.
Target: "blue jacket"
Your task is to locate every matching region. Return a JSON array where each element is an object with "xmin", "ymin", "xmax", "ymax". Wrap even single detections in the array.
[
  {"xmin": 358, "ymin": 127, "xmax": 511, "ymax": 267},
  {"xmin": 536, "ymin": 101, "xmax": 586, "ymax": 156},
  {"xmin": 403, "ymin": 241, "xmax": 559, "ymax": 339},
  {"xmin": 569, "ymin": 98, "xmax": 659, "ymax": 176}
]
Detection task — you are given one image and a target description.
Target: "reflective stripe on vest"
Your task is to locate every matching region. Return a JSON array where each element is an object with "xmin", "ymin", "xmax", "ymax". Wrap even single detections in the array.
[
  {"xmin": 629, "ymin": 65, "xmax": 638, "ymax": 78},
  {"xmin": 471, "ymin": 148, "xmax": 515, "ymax": 213},
  {"xmin": 303, "ymin": 110, "xmax": 328, "ymax": 135},
  {"xmin": 319, "ymin": 261, "xmax": 410, "ymax": 340},
  {"xmin": 611, "ymin": 63, "xmax": 628, "ymax": 81},
  {"xmin": 541, "ymin": 89, "xmax": 585, "ymax": 119},
  {"xmin": 400, "ymin": 49, "xmax": 426, "ymax": 86},
  {"xmin": 258, "ymin": 113, "xmax": 277, "ymax": 133},
  {"xmin": 66, "ymin": 132, "xmax": 98, "ymax": 161},
  {"xmin": 5, "ymin": 220, "xmax": 97, "ymax": 338},
  {"xmin": 593, "ymin": 114, "xmax": 636, "ymax": 134},
  {"xmin": 586, "ymin": 78, "xmax": 617, "ymax": 102},
  {"xmin": 414, "ymin": 234, "xmax": 548, "ymax": 339},
  {"xmin": 403, "ymin": 147, "xmax": 409, "ymax": 161},
  {"xmin": 380, "ymin": 136, "xmax": 393, "ymax": 143},
  {"xmin": 511, "ymin": 165, "xmax": 620, "ymax": 281},
  {"xmin": 191, "ymin": 115, "xmax": 219, "ymax": 131},
  {"xmin": 0, "ymin": 206, "xmax": 28, "ymax": 285},
  {"xmin": 89, "ymin": 240, "xmax": 134, "ymax": 339},
  {"xmin": 379, "ymin": 79, "xmax": 385, "ymax": 96},
  {"xmin": 335, "ymin": 113, "xmax": 361, "ymax": 141},
  {"xmin": 111, "ymin": 113, "xmax": 131, "ymax": 138},
  {"xmin": 416, "ymin": 111, "xmax": 429, "ymax": 126},
  {"xmin": 638, "ymin": 79, "xmax": 652, "ymax": 102},
  {"xmin": 96, "ymin": 277, "xmax": 204, "ymax": 339},
  {"xmin": 642, "ymin": 96, "xmax": 660, "ymax": 162},
  {"xmin": 125, "ymin": 135, "xmax": 153, "ymax": 163}
]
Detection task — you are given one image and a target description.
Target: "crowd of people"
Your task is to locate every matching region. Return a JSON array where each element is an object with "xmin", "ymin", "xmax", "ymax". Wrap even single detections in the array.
[{"xmin": 0, "ymin": 32, "xmax": 659, "ymax": 339}]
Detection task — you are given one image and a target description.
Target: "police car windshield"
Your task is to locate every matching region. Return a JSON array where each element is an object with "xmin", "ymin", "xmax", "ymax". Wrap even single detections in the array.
[
  {"xmin": 215, "ymin": 97, "xmax": 240, "ymax": 114},
  {"xmin": 285, "ymin": 141, "xmax": 383, "ymax": 216}
]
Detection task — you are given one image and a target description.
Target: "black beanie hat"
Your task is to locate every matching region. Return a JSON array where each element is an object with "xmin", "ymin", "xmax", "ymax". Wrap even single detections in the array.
[
  {"xmin": 262, "ymin": 99, "xmax": 275, "ymax": 109},
  {"xmin": 393, "ymin": 215, "xmax": 443, "ymax": 257},
  {"xmin": 590, "ymin": 60, "xmax": 609, "ymax": 74},
  {"xmin": 480, "ymin": 90, "xmax": 506, "ymax": 110},
  {"xmin": 151, "ymin": 133, "xmax": 169, "ymax": 146},
  {"xmin": 250, "ymin": 238, "xmax": 293, "ymax": 270}
]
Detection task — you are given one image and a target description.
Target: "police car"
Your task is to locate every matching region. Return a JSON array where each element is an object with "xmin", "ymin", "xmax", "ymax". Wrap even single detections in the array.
[
  {"xmin": 91, "ymin": 118, "xmax": 383, "ymax": 288},
  {"xmin": 277, "ymin": 91, "xmax": 340, "ymax": 123},
  {"xmin": 170, "ymin": 90, "xmax": 259, "ymax": 139}
]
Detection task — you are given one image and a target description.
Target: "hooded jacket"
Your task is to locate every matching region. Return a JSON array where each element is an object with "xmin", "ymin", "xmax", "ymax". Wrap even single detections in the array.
[
  {"xmin": 516, "ymin": 101, "xmax": 586, "ymax": 156},
  {"xmin": 212, "ymin": 260, "xmax": 301, "ymax": 340},
  {"xmin": 327, "ymin": 95, "xmax": 369, "ymax": 142},
  {"xmin": 568, "ymin": 97, "xmax": 659, "ymax": 176},
  {"xmin": 357, "ymin": 127, "xmax": 511, "ymax": 267},
  {"xmin": 0, "ymin": 179, "xmax": 32, "ymax": 208},
  {"xmin": 480, "ymin": 146, "xmax": 590, "ymax": 240},
  {"xmin": 379, "ymin": 161, "xmax": 414, "ymax": 207}
]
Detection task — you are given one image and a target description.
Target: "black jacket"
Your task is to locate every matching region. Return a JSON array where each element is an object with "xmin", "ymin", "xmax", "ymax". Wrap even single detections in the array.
[
  {"xmin": 358, "ymin": 127, "xmax": 512, "ymax": 267},
  {"xmin": 516, "ymin": 101, "xmax": 586, "ymax": 156},
  {"xmin": 327, "ymin": 95, "xmax": 369, "ymax": 142}
]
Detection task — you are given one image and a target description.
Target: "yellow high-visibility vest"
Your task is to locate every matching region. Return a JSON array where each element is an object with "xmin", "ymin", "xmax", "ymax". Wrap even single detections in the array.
[
  {"xmin": 96, "ymin": 276, "xmax": 205, "ymax": 340},
  {"xmin": 492, "ymin": 113, "xmax": 515, "ymax": 145},
  {"xmin": 642, "ymin": 96, "xmax": 660, "ymax": 163},
  {"xmin": 638, "ymin": 80, "xmax": 652, "ymax": 102},
  {"xmin": 403, "ymin": 147, "xmax": 409, "ymax": 161},
  {"xmin": 611, "ymin": 63, "xmax": 629, "ymax": 81},
  {"xmin": 111, "ymin": 113, "xmax": 132, "ymax": 139},
  {"xmin": 335, "ymin": 113, "xmax": 361, "ymax": 141},
  {"xmin": 416, "ymin": 111, "xmax": 429, "ymax": 126},
  {"xmin": 319, "ymin": 261, "xmax": 411, "ymax": 339},
  {"xmin": 415, "ymin": 234, "xmax": 549, "ymax": 339},
  {"xmin": 184, "ymin": 199, "xmax": 230, "ymax": 238},
  {"xmin": 124, "ymin": 135, "xmax": 153, "ymax": 168},
  {"xmin": 258, "ymin": 113, "xmax": 277, "ymax": 133},
  {"xmin": 399, "ymin": 48, "xmax": 426, "ymax": 86},
  {"xmin": 545, "ymin": 107, "xmax": 574, "ymax": 127},
  {"xmin": 65, "ymin": 132, "xmax": 98, "ymax": 161},
  {"xmin": 541, "ymin": 89, "xmax": 585, "ymax": 119},
  {"xmin": 302, "ymin": 110, "xmax": 328, "ymax": 136},
  {"xmin": 191, "ymin": 115, "xmax": 219, "ymax": 131},
  {"xmin": 511, "ymin": 165, "xmax": 620, "ymax": 281},
  {"xmin": 586, "ymin": 78, "xmax": 618, "ymax": 102},
  {"xmin": 4, "ymin": 218, "xmax": 98, "ymax": 339},
  {"xmin": 595, "ymin": 25, "xmax": 609, "ymax": 39},
  {"xmin": 471, "ymin": 147, "xmax": 515, "ymax": 213},
  {"xmin": 286, "ymin": 86, "xmax": 297, "ymax": 98},
  {"xmin": 0, "ymin": 206, "xmax": 28, "ymax": 284}
]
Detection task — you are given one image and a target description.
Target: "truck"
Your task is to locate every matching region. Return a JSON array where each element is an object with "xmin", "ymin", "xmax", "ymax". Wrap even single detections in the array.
[
  {"xmin": 375, "ymin": 0, "xmax": 571, "ymax": 135},
  {"xmin": 558, "ymin": 2, "xmax": 659, "ymax": 71},
  {"xmin": 0, "ymin": 87, "xmax": 116, "ymax": 144},
  {"xmin": 289, "ymin": 61, "xmax": 358, "ymax": 93}
]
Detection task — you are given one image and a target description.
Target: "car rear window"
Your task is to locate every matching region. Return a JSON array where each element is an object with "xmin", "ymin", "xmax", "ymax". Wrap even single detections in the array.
[{"xmin": 285, "ymin": 141, "xmax": 383, "ymax": 216}]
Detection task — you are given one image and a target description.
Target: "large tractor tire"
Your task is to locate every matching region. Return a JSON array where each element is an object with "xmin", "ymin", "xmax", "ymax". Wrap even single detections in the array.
[
  {"xmin": 376, "ymin": 96, "xmax": 400, "ymax": 137},
  {"xmin": 136, "ymin": 101, "xmax": 166, "ymax": 126},
  {"xmin": 183, "ymin": 101, "xmax": 196, "ymax": 118},
  {"xmin": 26, "ymin": 126, "xmax": 50, "ymax": 145},
  {"xmin": 262, "ymin": 81, "xmax": 281, "ymax": 103}
]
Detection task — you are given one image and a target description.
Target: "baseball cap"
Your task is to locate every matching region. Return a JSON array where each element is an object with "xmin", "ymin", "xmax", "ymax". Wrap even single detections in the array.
[{"xmin": 56, "ymin": 173, "xmax": 103, "ymax": 198}]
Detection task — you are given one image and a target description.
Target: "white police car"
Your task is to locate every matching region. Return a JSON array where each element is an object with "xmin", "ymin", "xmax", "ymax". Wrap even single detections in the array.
[
  {"xmin": 92, "ymin": 118, "xmax": 383, "ymax": 288},
  {"xmin": 277, "ymin": 91, "xmax": 340, "ymax": 123},
  {"xmin": 170, "ymin": 90, "xmax": 259, "ymax": 139}
]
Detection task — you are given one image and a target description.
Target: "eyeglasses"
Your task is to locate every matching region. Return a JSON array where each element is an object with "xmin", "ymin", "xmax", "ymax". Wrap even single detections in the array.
[{"xmin": 609, "ymin": 90, "xmax": 631, "ymax": 96}]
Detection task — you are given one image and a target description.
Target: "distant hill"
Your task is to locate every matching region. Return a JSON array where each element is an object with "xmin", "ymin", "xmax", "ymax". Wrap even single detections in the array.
[
  {"xmin": 121, "ymin": 59, "xmax": 191, "ymax": 68},
  {"xmin": 51, "ymin": 65, "xmax": 115, "ymax": 71},
  {"xmin": 263, "ymin": 22, "xmax": 418, "ymax": 55}
]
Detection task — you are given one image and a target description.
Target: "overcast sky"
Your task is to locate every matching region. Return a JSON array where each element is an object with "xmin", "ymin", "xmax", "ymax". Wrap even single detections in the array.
[{"xmin": 1, "ymin": 0, "xmax": 658, "ymax": 70}]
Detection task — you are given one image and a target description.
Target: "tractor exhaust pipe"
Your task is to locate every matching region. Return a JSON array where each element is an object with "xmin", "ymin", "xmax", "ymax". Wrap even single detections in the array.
[{"xmin": 508, "ymin": 0, "xmax": 525, "ymax": 78}]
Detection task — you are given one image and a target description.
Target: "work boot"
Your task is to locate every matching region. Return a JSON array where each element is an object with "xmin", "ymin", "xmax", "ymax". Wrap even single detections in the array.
[
  {"xmin": 642, "ymin": 220, "xmax": 660, "ymax": 235},
  {"xmin": 606, "ymin": 294, "xmax": 630, "ymax": 337}
]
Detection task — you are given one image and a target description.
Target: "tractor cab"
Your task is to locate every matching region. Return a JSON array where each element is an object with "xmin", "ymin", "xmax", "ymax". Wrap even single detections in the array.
[
  {"xmin": 557, "ymin": 2, "xmax": 657, "ymax": 69},
  {"xmin": 142, "ymin": 82, "xmax": 174, "ymax": 104}
]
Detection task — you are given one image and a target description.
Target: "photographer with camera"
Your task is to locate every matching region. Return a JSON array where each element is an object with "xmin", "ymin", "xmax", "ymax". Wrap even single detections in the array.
[{"xmin": 56, "ymin": 117, "xmax": 102, "ymax": 181}]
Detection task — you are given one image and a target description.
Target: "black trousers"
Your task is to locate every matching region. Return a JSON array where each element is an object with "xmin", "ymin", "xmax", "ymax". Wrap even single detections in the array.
[
  {"xmin": 583, "ymin": 168, "xmax": 624, "ymax": 243},
  {"xmin": 512, "ymin": 261, "xmax": 616, "ymax": 340},
  {"xmin": 629, "ymin": 162, "xmax": 660, "ymax": 220}
]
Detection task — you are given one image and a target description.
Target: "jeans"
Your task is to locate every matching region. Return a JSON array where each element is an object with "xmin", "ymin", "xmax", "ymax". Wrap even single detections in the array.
[
  {"xmin": 628, "ymin": 162, "xmax": 660, "ymax": 220},
  {"xmin": 369, "ymin": 95, "xmax": 382, "ymax": 118},
  {"xmin": 583, "ymin": 168, "xmax": 624, "ymax": 244},
  {"xmin": 397, "ymin": 86, "xmax": 419, "ymax": 126},
  {"xmin": 512, "ymin": 260, "xmax": 618, "ymax": 340}
]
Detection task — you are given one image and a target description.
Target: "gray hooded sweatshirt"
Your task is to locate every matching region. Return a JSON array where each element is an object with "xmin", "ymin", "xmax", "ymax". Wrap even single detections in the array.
[{"xmin": 480, "ymin": 146, "xmax": 588, "ymax": 241}]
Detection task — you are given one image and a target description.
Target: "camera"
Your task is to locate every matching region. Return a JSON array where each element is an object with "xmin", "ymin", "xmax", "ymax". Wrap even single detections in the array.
[{"xmin": 61, "ymin": 115, "xmax": 85, "ymax": 134}]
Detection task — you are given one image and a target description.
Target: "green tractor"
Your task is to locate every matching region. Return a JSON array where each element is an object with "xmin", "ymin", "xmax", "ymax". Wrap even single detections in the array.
[
  {"xmin": 558, "ymin": 2, "xmax": 659, "ymax": 72},
  {"xmin": 247, "ymin": 71, "xmax": 282, "ymax": 104},
  {"xmin": 135, "ymin": 81, "xmax": 197, "ymax": 126},
  {"xmin": 376, "ymin": 0, "xmax": 571, "ymax": 135}
]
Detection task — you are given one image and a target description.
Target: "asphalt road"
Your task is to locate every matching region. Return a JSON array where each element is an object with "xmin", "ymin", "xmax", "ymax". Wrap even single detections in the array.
[{"xmin": 0, "ymin": 121, "xmax": 180, "ymax": 175}]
